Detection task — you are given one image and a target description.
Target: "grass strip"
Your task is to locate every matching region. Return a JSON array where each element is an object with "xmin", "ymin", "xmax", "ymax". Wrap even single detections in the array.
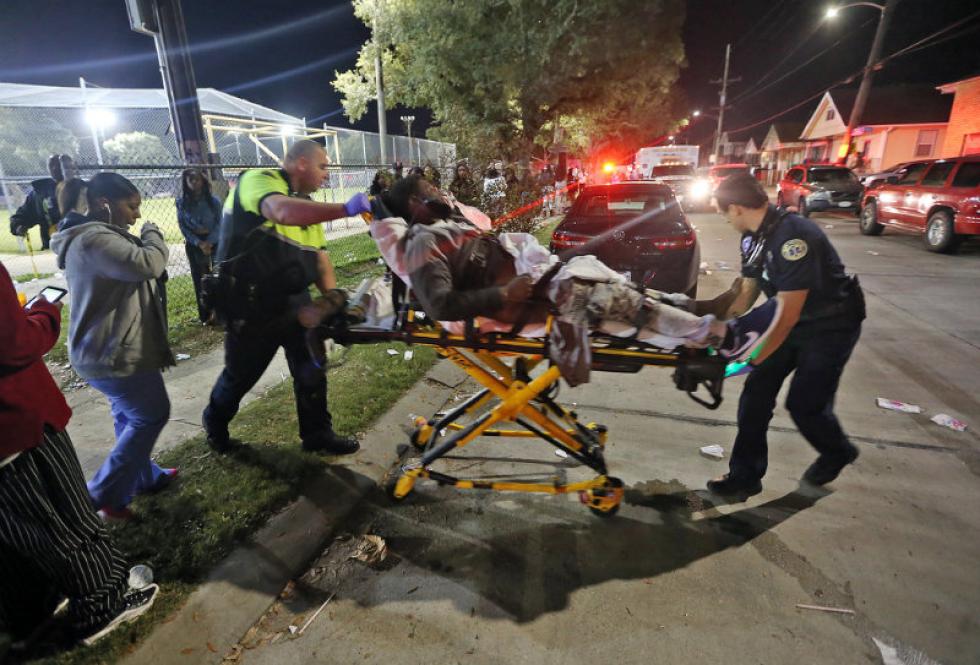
[
  {"xmin": 13, "ymin": 271, "xmax": 54, "ymax": 283},
  {"xmin": 33, "ymin": 341, "xmax": 437, "ymax": 665}
]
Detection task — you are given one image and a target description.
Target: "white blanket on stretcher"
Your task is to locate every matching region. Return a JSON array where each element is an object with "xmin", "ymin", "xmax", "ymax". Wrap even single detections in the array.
[{"xmin": 368, "ymin": 207, "xmax": 699, "ymax": 349}]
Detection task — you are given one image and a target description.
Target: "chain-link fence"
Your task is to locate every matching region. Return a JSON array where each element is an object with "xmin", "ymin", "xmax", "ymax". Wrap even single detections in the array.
[
  {"xmin": 329, "ymin": 125, "xmax": 457, "ymax": 168},
  {"xmin": 0, "ymin": 163, "xmax": 385, "ymax": 331}
]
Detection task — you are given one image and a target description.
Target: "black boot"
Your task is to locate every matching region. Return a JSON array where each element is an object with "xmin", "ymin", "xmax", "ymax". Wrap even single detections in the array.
[
  {"xmin": 706, "ymin": 473, "xmax": 763, "ymax": 499},
  {"xmin": 302, "ymin": 431, "xmax": 360, "ymax": 455},
  {"xmin": 803, "ymin": 444, "xmax": 859, "ymax": 486}
]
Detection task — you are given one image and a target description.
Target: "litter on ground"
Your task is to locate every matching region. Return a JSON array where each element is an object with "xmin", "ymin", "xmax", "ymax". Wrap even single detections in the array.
[
  {"xmin": 699, "ymin": 444, "xmax": 725, "ymax": 460},
  {"xmin": 930, "ymin": 413, "xmax": 967, "ymax": 432},
  {"xmin": 349, "ymin": 535, "xmax": 388, "ymax": 565},
  {"xmin": 876, "ymin": 397, "xmax": 923, "ymax": 414}
]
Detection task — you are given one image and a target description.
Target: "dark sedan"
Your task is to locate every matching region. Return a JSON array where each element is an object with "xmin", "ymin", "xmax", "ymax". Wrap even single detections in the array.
[{"xmin": 549, "ymin": 182, "xmax": 700, "ymax": 296}]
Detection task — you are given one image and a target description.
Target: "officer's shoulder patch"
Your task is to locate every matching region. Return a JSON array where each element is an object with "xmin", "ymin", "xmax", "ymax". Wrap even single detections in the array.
[{"xmin": 780, "ymin": 238, "xmax": 808, "ymax": 261}]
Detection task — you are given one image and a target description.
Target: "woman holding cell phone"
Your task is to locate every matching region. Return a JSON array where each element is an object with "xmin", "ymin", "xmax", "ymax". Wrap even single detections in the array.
[{"xmin": 50, "ymin": 172, "xmax": 177, "ymax": 520}]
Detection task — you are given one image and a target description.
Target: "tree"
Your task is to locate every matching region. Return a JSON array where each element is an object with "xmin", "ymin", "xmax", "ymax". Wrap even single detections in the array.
[
  {"xmin": 0, "ymin": 108, "xmax": 79, "ymax": 177},
  {"xmin": 102, "ymin": 131, "xmax": 173, "ymax": 165},
  {"xmin": 333, "ymin": 0, "xmax": 687, "ymax": 163}
]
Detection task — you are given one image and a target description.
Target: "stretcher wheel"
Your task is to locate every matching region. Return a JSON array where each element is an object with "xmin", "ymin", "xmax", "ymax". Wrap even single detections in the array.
[
  {"xmin": 581, "ymin": 477, "xmax": 624, "ymax": 518},
  {"xmin": 384, "ymin": 467, "xmax": 416, "ymax": 503},
  {"xmin": 410, "ymin": 416, "xmax": 431, "ymax": 451}
]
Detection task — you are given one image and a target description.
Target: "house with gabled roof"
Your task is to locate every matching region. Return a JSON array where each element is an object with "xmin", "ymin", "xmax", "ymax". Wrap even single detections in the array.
[
  {"xmin": 759, "ymin": 121, "xmax": 807, "ymax": 184},
  {"xmin": 937, "ymin": 74, "xmax": 980, "ymax": 157},
  {"xmin": 799, "ymin": 84, "xmax": 951, "ymax": 172}
]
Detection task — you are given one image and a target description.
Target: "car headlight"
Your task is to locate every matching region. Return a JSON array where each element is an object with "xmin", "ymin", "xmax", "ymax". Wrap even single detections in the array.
[{"xmin": 689, "ymin": 179, "xmax": 711, "ymax": 199}]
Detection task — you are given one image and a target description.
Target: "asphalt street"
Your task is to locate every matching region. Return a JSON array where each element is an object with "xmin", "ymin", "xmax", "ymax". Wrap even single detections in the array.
[{"xmin": 197, "ymin": 210, "xmax": 980, "ymax": 664}]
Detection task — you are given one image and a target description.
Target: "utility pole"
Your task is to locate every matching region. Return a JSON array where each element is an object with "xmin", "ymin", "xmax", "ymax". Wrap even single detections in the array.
[
  {"xmin": 373, "ymin": 4, "xmax": 388, "ymax": 166},
  {"xmin": 839, "ymin": 0, "xmax": 897, "ymax": 163},
  {"xmin": 710, "ymin": 43, "xmax": 741, "ymax": 164},
  {"xmin": 126, "ymin": 0, "xmax": 208, "ymax": 164}
]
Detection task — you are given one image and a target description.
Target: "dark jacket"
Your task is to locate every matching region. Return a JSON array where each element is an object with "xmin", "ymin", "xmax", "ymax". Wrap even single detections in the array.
[
  {"xmin": 0, "ymin": 262, "xmax": 72, "ymax": 457},
  {"xmin": 10, "ymin": 178, "xmax": 59, "ymax": 237},
  {"xmin": 401, "ymin": 215, "xmax": 511, "ymax": 321}
]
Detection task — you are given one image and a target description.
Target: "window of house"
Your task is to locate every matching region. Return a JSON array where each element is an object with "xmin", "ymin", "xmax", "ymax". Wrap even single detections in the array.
[
  {"xmin": 825, "ymin": 108, "xmax": 836, "ymax": 121},
  {"xmin": 951, "ymin": 162, "xmax": 980, "ymax": 188},
  {"xmin": 920, "ymin": 162, "xmax": 955, "ymax": 187},
  {"xmin": 914, "ymin": 129, "xmax": 939, "ymax": 157}
]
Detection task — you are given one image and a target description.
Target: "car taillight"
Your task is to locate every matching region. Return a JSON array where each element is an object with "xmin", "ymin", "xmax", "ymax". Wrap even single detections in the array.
[
  {"xmin": 552, "ymin": 229, "xmax": 591, "ymax": 250},
  {"xmin": 650, "ymin": 230, "xmax": 696, "ymax": 251}
]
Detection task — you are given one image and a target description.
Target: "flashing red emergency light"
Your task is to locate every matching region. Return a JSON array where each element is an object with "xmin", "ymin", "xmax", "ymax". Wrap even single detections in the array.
[{"xmin": 602, "ymin": 161, "xmax": 615, "ymax": 173}]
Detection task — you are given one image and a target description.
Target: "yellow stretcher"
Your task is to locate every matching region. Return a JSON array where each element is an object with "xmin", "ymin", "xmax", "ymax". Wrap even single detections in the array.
[{"xmin": 322, "ymin": 303, "xmax": 728, "ymax": 517}]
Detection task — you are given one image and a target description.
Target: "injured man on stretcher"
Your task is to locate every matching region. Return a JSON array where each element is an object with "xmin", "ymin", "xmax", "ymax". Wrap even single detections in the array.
[{"xmin": 337, "ymin": 174, "xmax": 774, "ymax": 360}]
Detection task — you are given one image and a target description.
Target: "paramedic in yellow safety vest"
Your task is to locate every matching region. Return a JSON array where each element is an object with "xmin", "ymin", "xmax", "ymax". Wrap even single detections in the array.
[{"xmin": 204, "ymin": 139, "xmax": 370, "ymax": 456}]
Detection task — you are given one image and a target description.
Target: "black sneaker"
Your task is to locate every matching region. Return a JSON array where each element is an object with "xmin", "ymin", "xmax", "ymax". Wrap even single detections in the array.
[
  {"xmin": 81, "ymin": 584, "xmax": 159, "ymax": 647},
  {"xmin": 302, "ymin": 432, "xmax": 360, "ymax": 455},
  {"xmin": 706, "ymin": 473, "xmax": 763, "ymax": 499},
  {"xmin": 803, "ymin": 445, "xmax": 859, "ymax": 486}
]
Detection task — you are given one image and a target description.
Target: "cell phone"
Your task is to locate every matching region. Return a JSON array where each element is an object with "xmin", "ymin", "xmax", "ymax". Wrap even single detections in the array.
[{"xmin": 26, "ymin": 286, "xmax": 68, "ymax": 308}]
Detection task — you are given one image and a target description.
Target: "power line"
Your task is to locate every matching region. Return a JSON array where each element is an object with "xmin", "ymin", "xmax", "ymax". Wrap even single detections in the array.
[
  {"xmin": 735, "ymin": 21, "xmax": 822, "ymax": 100},
  {"xmin": 723, "ymin": 10, "xmax": 980, "ymax": 136},
  {"xmin": 734, "ymin": 0, "xmax": 788, "ymax": 50},
  {"xmin": 731, "ymin": 17, "xmax": 877, "ymax": 106}
]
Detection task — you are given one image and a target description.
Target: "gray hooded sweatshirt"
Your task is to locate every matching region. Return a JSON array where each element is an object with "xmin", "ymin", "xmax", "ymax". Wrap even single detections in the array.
[{"xmin": 50, "ymin": 219, "xmax": 175, "ymax": 380}]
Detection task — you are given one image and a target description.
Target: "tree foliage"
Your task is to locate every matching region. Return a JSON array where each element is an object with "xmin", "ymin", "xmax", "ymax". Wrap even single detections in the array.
[
  {"xmin": 0, "ymin": 108, "xmax": 79, "ymax": 176},
  {"xmin": 103, "ymin": 131, "xmax": 173, "ymax": 165},
  {"xmin": 333, "ymin": 0, "xmax": 687, "ymax": 162}
]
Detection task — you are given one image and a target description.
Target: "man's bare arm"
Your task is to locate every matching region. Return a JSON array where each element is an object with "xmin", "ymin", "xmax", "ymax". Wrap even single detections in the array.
[
  {"xmin": 695, "ymin": 277, "xmax": 762, "ymax": 319},
  {"xmin": 260, "ymin": 194, "xmax": 348, "ymax": 227}
]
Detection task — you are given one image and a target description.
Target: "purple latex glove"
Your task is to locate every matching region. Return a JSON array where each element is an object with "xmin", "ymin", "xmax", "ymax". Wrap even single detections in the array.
[{"xmin": 344, "ymin": 192, "xmax": 370, "ymax": 217}]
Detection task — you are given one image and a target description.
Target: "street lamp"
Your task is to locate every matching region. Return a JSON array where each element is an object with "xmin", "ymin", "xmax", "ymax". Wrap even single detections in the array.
[
  {"xmin": 84, "ymin": 108, "xmax": 115, "ymax": 164},
  {"xmin": 824, "ymin": 1, "xmax": 895, "ymax": 163},
  {"xmin": 400, "ymin": 114, "xmax": 415, "ymax": 165},
  {"xmin": 824, "ymin": 2, "xmax": 884, "ymax": 20},
  {"xmin": 692, "ymin": 110, "xmax": 701, "ymax": 117}
]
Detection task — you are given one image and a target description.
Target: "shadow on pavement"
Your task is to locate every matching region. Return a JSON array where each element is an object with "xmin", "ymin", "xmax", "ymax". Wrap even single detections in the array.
[{"xmin": 328, "ymin": 478, "xmax": 830, "ymax": 623}]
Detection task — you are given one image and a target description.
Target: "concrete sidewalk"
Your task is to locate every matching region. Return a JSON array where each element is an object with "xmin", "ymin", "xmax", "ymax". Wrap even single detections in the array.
[
  {"xmin": 118, "ymin": 360, "xmax": 467, "ymax": 665},
  {"xmin": 64, "ymin": 343, "xmax": 294, "ymax": 479}
]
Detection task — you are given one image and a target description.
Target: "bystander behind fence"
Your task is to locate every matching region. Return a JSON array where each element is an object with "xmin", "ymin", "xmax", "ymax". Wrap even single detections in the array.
[{"xmin": 0, "ymin": 164, "xmax": 395, "ymax": 328}]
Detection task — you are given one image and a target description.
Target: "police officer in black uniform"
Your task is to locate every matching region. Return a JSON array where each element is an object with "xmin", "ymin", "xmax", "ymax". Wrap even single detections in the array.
[{"xmin": 697, "ymin": 172, "xmax": 865, "ymax": 499}]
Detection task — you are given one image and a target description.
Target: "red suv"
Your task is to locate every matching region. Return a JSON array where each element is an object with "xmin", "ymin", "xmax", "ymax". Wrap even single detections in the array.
[{"xmin": 859, "ymin": 155, "xmax": 980, "ymax": 253}]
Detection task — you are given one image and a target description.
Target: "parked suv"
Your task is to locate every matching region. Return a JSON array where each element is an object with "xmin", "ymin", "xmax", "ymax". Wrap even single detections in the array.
[
  {"xmin": 860, "ymin": 161, "xmax": 914, "ymax": 190},
  {"xmin": 859, "ymin": 155, "xmax": 980, "ymax": 253},
  {"xmin": 777, "ymin": 164, "xmax": 863, "ymax": 217},
  {"xmin": 550, "ymin": 182, "xmax": 700, "ymax": 295}
]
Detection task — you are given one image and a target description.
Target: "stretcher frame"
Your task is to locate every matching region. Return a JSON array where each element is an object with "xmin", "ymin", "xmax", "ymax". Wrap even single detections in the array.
[{"xmin": 324, "ymin": 303, "xmax": 728, "ymax": 517}]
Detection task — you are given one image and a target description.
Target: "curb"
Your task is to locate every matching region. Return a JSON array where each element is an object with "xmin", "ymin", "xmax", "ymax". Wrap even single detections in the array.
[{"xmin": 120, "ymin": 360, "xmax": 467, "ymax": 665}]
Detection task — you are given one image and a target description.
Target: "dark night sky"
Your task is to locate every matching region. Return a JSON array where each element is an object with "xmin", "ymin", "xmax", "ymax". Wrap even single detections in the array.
[{"xmin": 1, "ymin": 0, "xmax": 978, "ymax": 145}]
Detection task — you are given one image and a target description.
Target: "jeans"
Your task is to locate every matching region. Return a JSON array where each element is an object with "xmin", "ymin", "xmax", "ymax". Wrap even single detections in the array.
[
  {"xmin": 185, "ymin": 242, "xmax": 213, "ymax": 322},
  {"xmin": 728, "ymin": 324, "xmax": 862, "ymax": 482},
  {"xmin": 86, "ymin": 371, "xmax": 171, "ymax": 510},
  {"xmin": 203, "ymin": 311, "xmax": 330, "ymax": 444}
]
